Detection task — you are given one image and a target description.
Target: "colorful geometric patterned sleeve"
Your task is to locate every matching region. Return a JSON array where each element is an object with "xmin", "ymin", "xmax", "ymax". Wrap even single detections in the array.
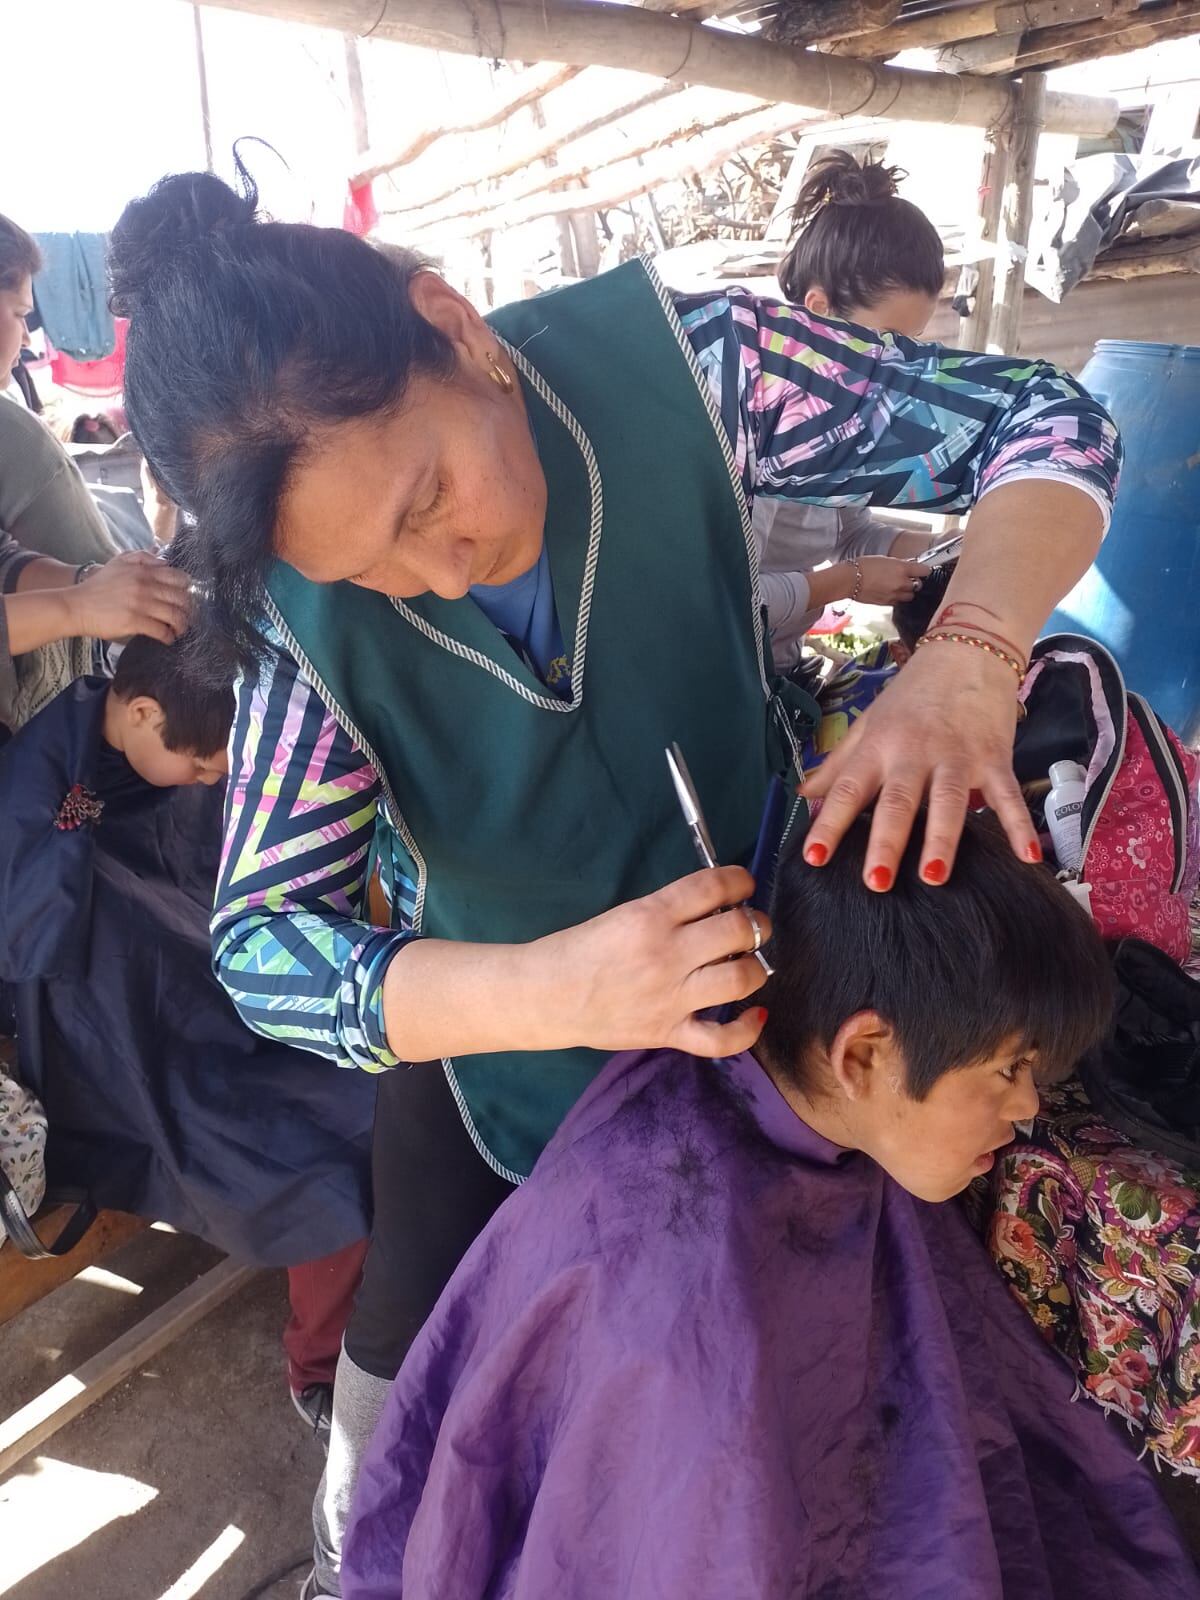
[
  {"xmin": 674, "ymin": 289, "xmax": 1120, "ymax": 526},
  {"xmin": 213, "ymin": 640, "xmax": 411, "ymax": 1071}
]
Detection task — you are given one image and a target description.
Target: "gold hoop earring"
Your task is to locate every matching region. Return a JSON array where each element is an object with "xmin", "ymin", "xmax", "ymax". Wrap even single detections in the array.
[{"xmin": 487, "ymin": 351, "xmax": 515, "ymax": 394}]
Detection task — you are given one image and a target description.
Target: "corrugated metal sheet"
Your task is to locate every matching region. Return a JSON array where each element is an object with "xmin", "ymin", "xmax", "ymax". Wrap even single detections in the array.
[{"xmin": 928, "ymin": 272, "xmax": 1200, "ymax": 377}]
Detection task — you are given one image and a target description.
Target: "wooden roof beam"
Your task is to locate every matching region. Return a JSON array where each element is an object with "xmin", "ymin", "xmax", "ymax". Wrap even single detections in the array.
[
  {"xmin": 387, "ymin": 90, "xmax": 758, "ymax": 228},
  {"xmin": 823, "ymin": 0, "xmax": 1128, "ymax": 58},
  {"xmin": 939, "ymin": 1, "xmax": 1200, "ymax": 74},
  {"xmin": 352, "ymin": 61, "xmax": 581, "ymax": 186},
  {"xmin": 191, "ymin": 0, "xmax": 1119, "ymax": 137},
  {"xmin": 404, "ymin": 99, "xmax": 824, "ymax": 241},
  {"xmin": 361, "ymin": 79, "xmax": 689, "ymax": 195}
]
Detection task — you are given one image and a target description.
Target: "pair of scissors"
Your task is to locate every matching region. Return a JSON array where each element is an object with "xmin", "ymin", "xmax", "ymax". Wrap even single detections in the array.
[
  {"xmin": 665, "ymin": 743, "xmax": 774, "ymax": 977},
  {"xmin": 914, "ymin": 531, "xmax": 964, "ymax": 567}
]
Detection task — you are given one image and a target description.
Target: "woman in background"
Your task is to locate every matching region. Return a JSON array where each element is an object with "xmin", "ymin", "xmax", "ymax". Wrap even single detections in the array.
[{"xmin": 758, "ymin": 151, "xmax": 944, "ymax": 668}]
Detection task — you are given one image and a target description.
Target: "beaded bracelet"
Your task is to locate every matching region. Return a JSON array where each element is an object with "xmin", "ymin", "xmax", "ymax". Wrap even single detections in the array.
[
  {"xmin": 914, "ymin": 629, "xmax": 1027, "ymax": 682},
  {"xmin": 849, "ymin": 560, "xmax": 864, "ymax": 604}
]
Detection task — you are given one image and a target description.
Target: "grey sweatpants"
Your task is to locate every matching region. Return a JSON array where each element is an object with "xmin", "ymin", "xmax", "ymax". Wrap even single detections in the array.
[{"xmin": 312, "ymin": 1346, "xmax": 393, "ymax": 1596}]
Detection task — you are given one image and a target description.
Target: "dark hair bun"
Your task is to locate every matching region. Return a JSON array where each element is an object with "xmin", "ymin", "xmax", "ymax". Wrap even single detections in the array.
[
  {"xmin": 791, "ymin": 150, "xmax": 907, "ymax": 232},
  {"xmin": 109, "ymin": 172, "xmax": 257, "ymax": 316}
]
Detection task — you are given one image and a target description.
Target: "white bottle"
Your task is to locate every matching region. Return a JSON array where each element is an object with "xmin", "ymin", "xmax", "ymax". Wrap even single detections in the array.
[{"xmin": 1045, "ymin": 760, "xmax": 1087, "ymax": 873}]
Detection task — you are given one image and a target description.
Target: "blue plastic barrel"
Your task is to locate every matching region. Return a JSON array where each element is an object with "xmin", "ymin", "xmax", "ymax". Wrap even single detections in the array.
[{"xmin": 1045, "ymin": 340, "xmax": 1200, "ymax": 743}]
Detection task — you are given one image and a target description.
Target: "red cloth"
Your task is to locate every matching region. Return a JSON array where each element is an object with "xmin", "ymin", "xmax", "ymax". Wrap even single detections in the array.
[
  {"xmin": 47, "ymin": 318, "xmax": 128, "ymax": 396},
  {"xmin": 285, "ymin": 1237, "xmax": 369, "ymax": 1392},
  {"xmin": 344, "ymin": 180, "xmax": 378, "ymax": 238}
]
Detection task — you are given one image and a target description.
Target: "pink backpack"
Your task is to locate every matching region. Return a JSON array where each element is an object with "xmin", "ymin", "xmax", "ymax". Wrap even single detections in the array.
[{"xmin": 1016, "ymin": 635, "xmax": 1199, "ymax": 965}]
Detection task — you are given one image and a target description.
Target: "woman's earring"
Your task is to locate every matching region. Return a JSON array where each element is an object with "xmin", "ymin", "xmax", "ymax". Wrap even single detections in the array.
[{"xmin": 487, "ymin": 351, "xmax": 515, "ymax": 394}]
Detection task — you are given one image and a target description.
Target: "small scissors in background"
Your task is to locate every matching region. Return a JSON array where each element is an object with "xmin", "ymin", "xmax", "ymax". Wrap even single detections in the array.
[{"xmin": 665, "ymin": 742, "xmax": 774, "ymax": 978}]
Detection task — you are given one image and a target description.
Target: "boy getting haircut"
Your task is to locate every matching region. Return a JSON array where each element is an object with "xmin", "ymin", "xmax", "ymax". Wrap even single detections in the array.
[
  {"xmin": 105, "ymin": 633, "xmax": 232, "ymax": 790},
  {"xmin": 762, "ymin": 810, "xmax": 1113, "ymax": 1101},
  {"xmin": 111, "ymin": 633, "xmax": 234, "ymax": 758},
  {"xmin": 341, "ymin": 815, "xmax": 1189, "ymax": 1600}
]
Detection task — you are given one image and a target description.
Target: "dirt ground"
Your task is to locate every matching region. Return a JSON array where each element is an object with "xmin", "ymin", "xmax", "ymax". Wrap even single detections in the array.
[
  {"xmin": 0, "ymin": 1231, "xmax": 322, "ymax": 1600},
  {"xmin": 2, "ymin": 1226, "xmax": 1200, "ymax": 1599}
]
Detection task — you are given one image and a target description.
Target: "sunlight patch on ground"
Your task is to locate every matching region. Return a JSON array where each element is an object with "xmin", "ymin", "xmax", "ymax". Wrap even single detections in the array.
[
  {"xmin": 157, "ymin": 1524, "xmax": 246, "ymax": 1600},
  {"xmin": 0, "ymin": 1455, "xmax": 158, "ymax": 1594},
  {"xmin": 75, "ymin": 1266, "xmax": 145, "ymax": 1296}
]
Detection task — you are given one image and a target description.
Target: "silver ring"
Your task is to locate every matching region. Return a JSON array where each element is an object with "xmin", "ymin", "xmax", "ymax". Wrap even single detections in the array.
[{"xmin": 743, "ymin": 906, "xmax": 764, "ymax": 954}]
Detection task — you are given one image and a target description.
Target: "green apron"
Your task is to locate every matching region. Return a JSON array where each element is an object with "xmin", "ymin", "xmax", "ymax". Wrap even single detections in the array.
[{"xmin": 267, "ymin": 259, "xmax": 806, "ymax": 1179}]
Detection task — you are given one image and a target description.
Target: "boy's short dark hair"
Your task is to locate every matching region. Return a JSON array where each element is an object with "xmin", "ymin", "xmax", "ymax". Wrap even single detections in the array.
[
  {"xmin": 761, "ymin": 811, "xmax": 1113, "ymax": 1099},
  {"xmin": 0, "ymin": 214, "xmax": 42, "ymax": 291},
  {"xmin": 892, "ymin": 559, "xmax": 955, "ymax": 654},
  {"xmin": 111, "ymin": 634, "xmax": 234, "ymax": 756}
]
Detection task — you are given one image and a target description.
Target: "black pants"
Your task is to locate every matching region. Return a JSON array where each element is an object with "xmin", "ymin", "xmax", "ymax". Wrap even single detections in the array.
[{"xmin": 344, "ymin": 1061, "xmax": 515, "ymax": 1379}]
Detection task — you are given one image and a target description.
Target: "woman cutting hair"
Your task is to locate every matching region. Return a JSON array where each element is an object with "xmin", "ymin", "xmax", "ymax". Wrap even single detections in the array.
[
  {"xmin": 757, "ymin": 149, "xmax": 947, "ymax": 667},
  {"xmin": 110, "ymin": 169, "xmax": 1118, "ymax": 1597}
]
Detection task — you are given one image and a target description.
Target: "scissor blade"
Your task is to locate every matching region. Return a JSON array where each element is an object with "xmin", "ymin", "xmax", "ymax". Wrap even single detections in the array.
[{"xmin": 666, "ymin": 743, "xmax": 719, "ymax": 864}]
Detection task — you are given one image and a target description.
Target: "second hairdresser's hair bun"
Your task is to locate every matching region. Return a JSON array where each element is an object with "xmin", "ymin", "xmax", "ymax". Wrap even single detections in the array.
[
  {"xmin": 109, "ymin": 171, "xmax": 258, "ymax": 317},
  {"xmin": 791, "ymin": 150, "xmax": 906, "ymax": 233}
]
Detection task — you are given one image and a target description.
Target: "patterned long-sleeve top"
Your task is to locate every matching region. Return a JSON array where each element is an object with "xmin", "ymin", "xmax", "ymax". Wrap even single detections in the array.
[{"xmin": 214, "ymin": 290, "xmax": 1121, "ymax": 1070}]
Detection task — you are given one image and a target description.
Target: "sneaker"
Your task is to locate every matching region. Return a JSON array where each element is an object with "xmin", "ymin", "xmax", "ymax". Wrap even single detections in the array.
[{"xmin": 290, "ymin": 1383, "xmax": 333, "ymax": 1446}]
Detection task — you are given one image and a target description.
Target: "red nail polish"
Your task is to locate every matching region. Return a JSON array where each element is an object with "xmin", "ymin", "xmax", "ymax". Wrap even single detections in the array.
[
  {"xmin": 1025, "ymin": 838, "xmax": 1043, "ymax": 864},
  {"xmin": 922, "ymin": 858, "xmax": 948, "ymax": 885},
  {"xmin": 804, "ymin": 841, "xmax": 829, "ymax": 867},
  {"xmin": 867, "ymin": 865, "xmax": 894, "ymax": 892}
]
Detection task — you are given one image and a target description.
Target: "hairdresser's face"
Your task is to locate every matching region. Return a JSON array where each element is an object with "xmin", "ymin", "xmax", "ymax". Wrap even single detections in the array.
[
  {"xmin": 277, "ymin": 275, "xmax": 546, "ymax": 599},
  {"xmin": 819, "ymin": 1019, "xmax": 1041, "ymax": 1203},
  {"xmin": 0, "ymin": 273, "xmax": 33, "ymax": 379},
  {"xmin": 807, "ymin": 285, "xmax": 937, "ymax": 342}
]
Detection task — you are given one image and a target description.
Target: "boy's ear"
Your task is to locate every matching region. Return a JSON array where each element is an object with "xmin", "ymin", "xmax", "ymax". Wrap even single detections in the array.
[
  {"xmin": 124, "ymin": 695, "xmax": 166, "ymax": 730},
  {"xmin": 827, "ymin": 1012, "xmax": 900, "ymax": 1101}
]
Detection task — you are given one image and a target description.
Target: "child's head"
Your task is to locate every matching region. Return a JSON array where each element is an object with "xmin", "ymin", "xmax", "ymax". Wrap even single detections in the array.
[
  {"xmin": 759, "ymin": 811, "xmax": 1113, "ymax": 1202},
  {"xmin": 778, "ymin": 151, "xmax": 944, "ymax": 338},
  {"xmin": 106, "ymin": 634, "xmax": 234, "ymax": 787},
  {"xmin": 891, "ymin": 559, "xmax": 955, "ymax": 662}
]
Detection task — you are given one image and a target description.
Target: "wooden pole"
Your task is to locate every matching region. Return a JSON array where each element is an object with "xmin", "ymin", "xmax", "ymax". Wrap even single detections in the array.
[
  {"xmin": 953, "ymin": 1, "xmax": 1200, "ymax": 74},
  {"xmin": 824, "ymin": 0, "xmax": 1121, "ymax": 56},
  {"xmin": 192, "ymin": 4, "xmax": 214, "ymax": 173},
  {"xmin": 0, "ymin": 1260, "xmax": 255, "ymax": 1479},
  {"xmin": 1004, "ymin": 2, "xmax": 1200, "ymax": 75},
  {"xmin": 409, "ymin": 102, "xmax": 820, "ymax": 243},
  {"xmin": 388, "ymin": 98, "xmax": 763, "ymax": 231},
  {"xmin": 383, "ymin": 81, "xmax": 689, "ymax": 212},
  {"xmin": 568, "ymin": 200, "xmax": 602, "ymax": 278},
  {"xmin": 987, "ymin": 73, "xmax": 1047, "ymax": 356},
  {"xmin": 189, "ymin": 0, "xmax": 1119, "ymax": 139},
  {"xmin": 960, "ymin": 128, "xmax": 1009, "ymax": 350},
  {"xmin": 772, "ymin": 0, "xmax": 902, "ymax": 44},
  {"xmin": 352, "ymin": 62, "xmax": 581, "ymax": 186},
  {"xmin": 344, "ymin": 33, "xmax": 370, "ymax": 156}
]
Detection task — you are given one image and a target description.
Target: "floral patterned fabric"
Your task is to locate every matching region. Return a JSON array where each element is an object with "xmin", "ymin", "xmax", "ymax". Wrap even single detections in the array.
[
  {"xmin": 0, "ymin": 1069, "xmax": 46, "ymax": 1244},
  {"xmin": 981, "ymin": 1076, "xmax": 1200, "ymax": 1476}
]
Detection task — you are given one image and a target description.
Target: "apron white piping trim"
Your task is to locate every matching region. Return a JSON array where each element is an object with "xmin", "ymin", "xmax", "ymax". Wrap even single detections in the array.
[
  {"xmin": 441, "ymin": 1062, "xmax": 527, "ymax": 1187},
  {"xmin": 640, "ymin": 258, "xmax": 772, "ymax": 705},
  {"xmin": 388, "ymin": 332, "xmax": 604, "ymax": 714},
  {"xmin": 264, "ymin": 597, "xmax": 526, "ymax": 1183}
]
